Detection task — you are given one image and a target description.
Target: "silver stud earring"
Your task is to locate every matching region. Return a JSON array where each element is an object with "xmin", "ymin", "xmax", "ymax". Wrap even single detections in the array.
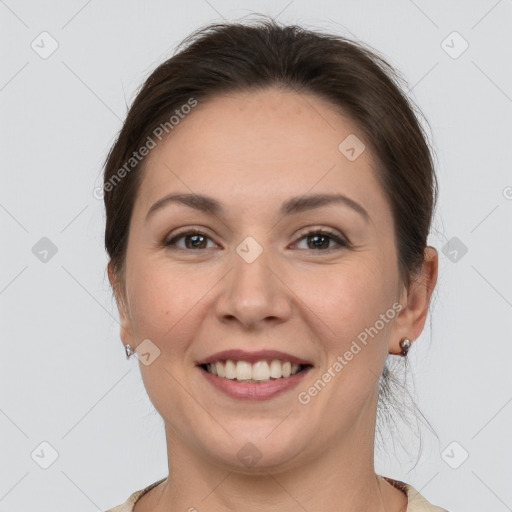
[
  {"xmin": 125, "ymin": 344, "xmax": 135, "ymax": 359},
  {"xmin": 399, "ymin": 338, "xmax": 412, "ymax": 357}
]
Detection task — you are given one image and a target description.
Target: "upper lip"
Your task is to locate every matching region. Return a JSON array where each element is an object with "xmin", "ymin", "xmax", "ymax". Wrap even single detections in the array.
[{"xmin": 196, "ymin": 349, "xmax": 313, "ymax": 366}]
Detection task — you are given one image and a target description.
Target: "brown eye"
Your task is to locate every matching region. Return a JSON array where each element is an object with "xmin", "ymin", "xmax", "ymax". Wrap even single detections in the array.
[
  {"xmin": 164, "ymin": 230, "xmax": 216, "ymax": 250},
  {"xmin": 308, "ymin": 234, "xmax": 330, "ymax": 250},
  {"xmin": 294, "ymin": 229, "xmax": 349, "ymax": 252}
]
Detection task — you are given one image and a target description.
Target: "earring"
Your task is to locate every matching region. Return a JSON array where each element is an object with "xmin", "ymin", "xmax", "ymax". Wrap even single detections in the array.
[
  {"xmin": 399, "ymin": 338, "xmax": 412, "ymax": 357},
  {"xmin": 125, "ymin": 344, "xmax": 135, "ymax": 359}
]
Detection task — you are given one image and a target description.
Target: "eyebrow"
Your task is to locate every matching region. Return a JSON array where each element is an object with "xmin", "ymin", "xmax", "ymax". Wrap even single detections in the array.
[{"xmin": 145, "ymin": 192, "xmax": 369, "ymax": 222}]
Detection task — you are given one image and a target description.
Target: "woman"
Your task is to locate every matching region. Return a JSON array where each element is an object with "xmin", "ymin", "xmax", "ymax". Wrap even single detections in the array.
[{"xmin": 103, "ymin": 17, "xmax": 448, "ymax": 512}]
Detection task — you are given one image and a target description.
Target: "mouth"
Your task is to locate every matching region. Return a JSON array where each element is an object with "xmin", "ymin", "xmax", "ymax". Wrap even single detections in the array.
[
  {"xmin": 195, "ymin": 349, "xmax": 314, "ymax": 384},
  {"xmin": 198, "ymin": 360, "xmax": 313, "ymax": 383},
  {"xmin": 197, "ymin": 359, "xmax": 313, "ymax": 400}
]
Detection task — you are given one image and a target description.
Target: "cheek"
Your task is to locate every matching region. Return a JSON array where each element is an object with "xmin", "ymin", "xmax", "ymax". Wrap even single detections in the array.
[
  {"xmin": 124, "ymin": 256, "xmax": 227, "ymax": 368},
  {"xmin": 125, "ymin": 258, "xmax": 194, "ymax": 342},
  {"xmin": 297, "ymin": 256, "xmax": 395, "ymax": 347}
]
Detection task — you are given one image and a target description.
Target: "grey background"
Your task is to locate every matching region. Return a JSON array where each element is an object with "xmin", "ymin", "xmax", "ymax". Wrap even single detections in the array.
[{"xmin": 1, "ymin": 1, "xmax": 511, "ymax": 511}]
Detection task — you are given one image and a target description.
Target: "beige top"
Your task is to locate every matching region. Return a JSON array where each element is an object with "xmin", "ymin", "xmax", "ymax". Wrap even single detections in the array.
[{"xmin": 105, "ymin": 476, "xmax": 449, "ymax": 511}]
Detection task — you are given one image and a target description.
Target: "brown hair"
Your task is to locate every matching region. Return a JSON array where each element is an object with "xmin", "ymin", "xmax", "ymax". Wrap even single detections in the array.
[{"xmin": 103, "ymin": 16, "xmax": 438, "ymax": 455}]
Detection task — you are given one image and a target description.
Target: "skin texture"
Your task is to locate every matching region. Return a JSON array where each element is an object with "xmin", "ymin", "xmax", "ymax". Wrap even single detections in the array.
[{"xmin": 108, "ymin": 87, "xmax": 438, "ymax": 512}]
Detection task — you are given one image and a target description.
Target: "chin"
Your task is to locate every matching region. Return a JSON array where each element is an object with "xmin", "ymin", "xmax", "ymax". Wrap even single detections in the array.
[{"xmin": 199, "ymin": 429, "xmax": 308, "ymax": 474}]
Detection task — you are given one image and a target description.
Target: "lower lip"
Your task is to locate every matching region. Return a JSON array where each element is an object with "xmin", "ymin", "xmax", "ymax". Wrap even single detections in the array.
[{"xmin": 198, "ymin": 365, "xmax": 312, "ymax": 400}]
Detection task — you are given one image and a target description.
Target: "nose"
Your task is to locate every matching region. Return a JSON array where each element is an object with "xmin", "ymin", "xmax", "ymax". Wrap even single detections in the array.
[{"xmin": 214, "ymin": 243, "xmax": 293, "ymax": 330}]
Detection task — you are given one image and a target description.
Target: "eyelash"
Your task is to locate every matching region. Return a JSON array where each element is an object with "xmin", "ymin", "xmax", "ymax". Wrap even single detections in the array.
[{"xmin": 163, "ymin": 227, "xmax": 350, "ymax": 253}]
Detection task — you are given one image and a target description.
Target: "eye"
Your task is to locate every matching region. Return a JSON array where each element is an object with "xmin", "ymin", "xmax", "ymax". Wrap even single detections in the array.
[
  {"xmin": 163, "ymin": 227, "xmax": 350, "ymax": 252},
  {"xmin": 163, "ymin": 229, "xmax": 218, "ymax": 250},
  {"xmin": 293, "ymin": 228, "xmax": 350, "ymax": 252}
]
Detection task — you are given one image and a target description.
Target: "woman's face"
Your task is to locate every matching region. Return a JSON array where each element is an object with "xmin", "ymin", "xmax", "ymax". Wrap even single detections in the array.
[{"xmin": 111, "ymin": 87, "xmax": 429, "ymax": 472}]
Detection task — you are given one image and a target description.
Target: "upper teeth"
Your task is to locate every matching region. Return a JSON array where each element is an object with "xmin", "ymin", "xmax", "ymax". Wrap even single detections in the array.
[{"xmin": 206, "ymin": 360, "xmax": 302, "ymax": 381}]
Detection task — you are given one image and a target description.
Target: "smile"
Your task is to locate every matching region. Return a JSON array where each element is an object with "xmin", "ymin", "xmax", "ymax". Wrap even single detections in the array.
[
  {"xmin": 197, "ymin": 360, "xmax": 313, "ymax": 400},
  {"xmin": 201, "ymin": 359, "xmax": 306, "ymax": 382}
]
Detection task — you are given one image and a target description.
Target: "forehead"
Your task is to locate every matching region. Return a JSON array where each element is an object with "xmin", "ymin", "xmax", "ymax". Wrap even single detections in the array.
[{"xmin": 136, "ymin": 87, "xmax": 387, "ymax": 217}]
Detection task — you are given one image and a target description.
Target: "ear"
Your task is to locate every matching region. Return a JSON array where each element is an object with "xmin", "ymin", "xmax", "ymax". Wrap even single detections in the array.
[
  {"xmin": 388, "ymin": 246, "xmax": 438, "ymax": 354},
  {"xmin": 107, "ymin": 261, "xmax": 135, "ymax": 348}
]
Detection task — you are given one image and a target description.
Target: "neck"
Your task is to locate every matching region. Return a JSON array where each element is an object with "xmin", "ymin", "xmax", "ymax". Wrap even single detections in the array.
[{"xmin": 146, "ymin": 398, "xmax": 405, "ymax": 512}]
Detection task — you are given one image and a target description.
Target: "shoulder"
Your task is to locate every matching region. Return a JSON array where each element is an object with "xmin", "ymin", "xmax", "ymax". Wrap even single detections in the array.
[
  {"xmin": 404, "ymin": 482, "xmax": 450, "ymax": 511},
  {"xmin": 382, "ymin": 476, "xmax": 450, "ymax": 512},
  {"xmin": 104, "ymin": 477, "xmax": 167, "ymax": 512}
]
